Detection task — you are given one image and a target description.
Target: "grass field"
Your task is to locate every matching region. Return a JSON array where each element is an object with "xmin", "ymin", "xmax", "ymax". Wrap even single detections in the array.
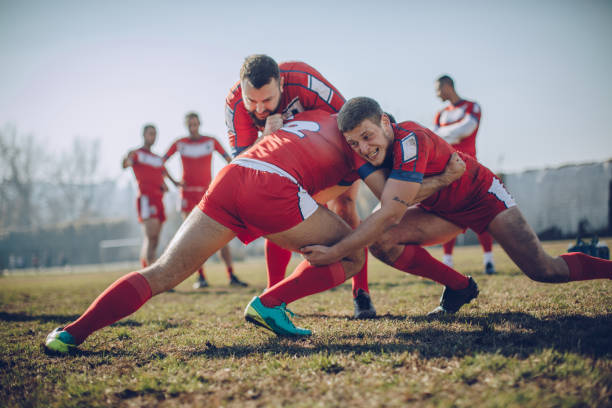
[{"xmin": 1, "ymin": 240, "xmax": 611, "ymax": 407}]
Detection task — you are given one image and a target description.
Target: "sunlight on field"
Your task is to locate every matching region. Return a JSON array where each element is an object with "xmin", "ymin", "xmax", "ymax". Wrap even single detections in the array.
[{"xmin": 1, "ymin": 240, "xmax": 611, "ymax": 407}]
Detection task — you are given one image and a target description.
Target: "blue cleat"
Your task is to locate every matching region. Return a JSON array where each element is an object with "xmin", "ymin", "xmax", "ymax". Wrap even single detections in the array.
[
  {"xmin": 244, "ymin": 296, "xmax": 311, "ymax": 337},
  {"xmin": 44, "ymin": 327, "xmax": 77, "ymax": 354}
]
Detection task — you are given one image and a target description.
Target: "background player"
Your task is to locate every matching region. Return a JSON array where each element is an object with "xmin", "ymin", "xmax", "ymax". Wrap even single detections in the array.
[
  {"xmin": 226, "ymin": 54, "xmax": 374, "ymax": 318},
  {"xmin": 122, "ymin": 124, "xmax": 175, "ymax": 268},
  {"xmin": 302, "ymin": 97, "xmax": 612, "ymax": 320},
  {"xmin": 164, "ymin": 112, "xmax": 247, "ymax": 288},
  {"xmin": 45, "ymin": 110, "xmax": 463, "ymax": 352},
  {"xmin": 433, "ymin": 75, "xmax": 495, "ymax": 274}
]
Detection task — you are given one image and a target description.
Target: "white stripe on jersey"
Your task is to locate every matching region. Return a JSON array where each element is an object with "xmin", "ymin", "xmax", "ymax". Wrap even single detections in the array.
[
  {"xmin": 308, "ymin": 75, "xmax": 332, "ymax": 103},
  {"xmin": 137, "ymin": 151, "xmax": 164, "ymax": 167},
  {"xmin": 178, "ymin": 140, "xmax": 215, "ymax": 158},
  {"xmin": 225, "ymin": 105, "xmax": 236, "ymax": 134}
]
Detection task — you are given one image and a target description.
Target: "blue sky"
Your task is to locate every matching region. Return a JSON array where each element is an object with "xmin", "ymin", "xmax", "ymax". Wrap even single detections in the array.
[{"xmin": 1, "ymin": 0, "xmax": 611, "ymax": 184}]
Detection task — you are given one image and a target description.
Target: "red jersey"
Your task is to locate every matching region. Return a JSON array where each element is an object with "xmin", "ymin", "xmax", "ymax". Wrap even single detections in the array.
[
  {"xmin": 130, "ymin": 148, "xmax": 166, "ymax": 197},
  {"xmin": 433, "ymin": 99, "xmax": 481, "ymax": 158},
  {"xmin": 164, "ymin": 136, "xmax": 228, "ymax": 189},
  {"xmin": 241, "ymin": 110, "xmax": 359, "ymax": 195},
  {"xmin": 355, "ymin": 122, "xmax": 485, "ymax": 212},
  {"xmin": 225, "ymin": 61, "xmax": 346, "ymax": 157}
]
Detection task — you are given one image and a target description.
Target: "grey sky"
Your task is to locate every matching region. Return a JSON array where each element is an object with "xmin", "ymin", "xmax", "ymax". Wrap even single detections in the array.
[{"xmin": 1, "ymin": 0, "xmax": 611, "ymax": 184}]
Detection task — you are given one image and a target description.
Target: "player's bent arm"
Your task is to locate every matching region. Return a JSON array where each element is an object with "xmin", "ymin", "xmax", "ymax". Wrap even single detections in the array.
[
  {"xmin": 302, "ymin": 180, "xmax": 420, "ymax": 265},
  {"xmin": 163, "ymin": 169, "xmax": 181, "ymax": 187},
  {"xmin": 435, "ymin": 115, "xmax": 478, "ymax": 144},
  {"xmin": 414, "ymin": 152, "xmax": 465, "ymax": 202},
  {"xmin": 122, "ymin": 151, "xmax": 135, "ymax": 168}
]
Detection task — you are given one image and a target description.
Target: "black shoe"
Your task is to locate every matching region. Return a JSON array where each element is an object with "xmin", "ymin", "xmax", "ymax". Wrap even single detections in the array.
[
  {"xmin": 193, "ymin": 277, "xmax": 208, "ymax": 289},
  {"xmin": 229, "ymin": 274, "xmax": 248, "ymax": 287},
  {"xmin": 353, "ymin": 289, "xmax": 376, "ymax": 319},
  {"xmin": 485, "ymin": 262, "xmax": 495, "ymax": 275},
  {"xmin": 428, "ymin": 277, "xmax": 478, "ymax": 315}
]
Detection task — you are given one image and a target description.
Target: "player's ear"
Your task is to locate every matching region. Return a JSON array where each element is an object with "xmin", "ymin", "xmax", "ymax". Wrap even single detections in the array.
[
  {"xmin": 279, "ymin": 76, "xmax": 284, "ymax": 92},
  {"xmin": 380, "ymin": 113, "xmax": 391, "ymax": 128}
]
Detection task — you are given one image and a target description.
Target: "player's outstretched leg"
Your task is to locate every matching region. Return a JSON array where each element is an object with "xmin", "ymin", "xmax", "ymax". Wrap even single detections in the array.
[
  {"xmin": 488, "ymin": 207, "xmax": 612, "ymax": 282},
  {"xmin": 328, "ymin": 182, "xmax": 376, "ymax": 319},
  {"xmin": 368, "ymin": 207, "xmax": 479, "ymax": 315},
  {"xmin": 244, "ymin": 205, "xmax": 365, "ymax": 336},
  {"xmin": 44, "ymin": 210, "xmax": 235, "ymax": 354}
]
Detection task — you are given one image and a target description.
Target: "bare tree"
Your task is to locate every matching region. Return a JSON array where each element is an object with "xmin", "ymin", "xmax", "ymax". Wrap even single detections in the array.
[{"xmin": 0, "ymin": 124, "xmax": 45, "ymax": 230}]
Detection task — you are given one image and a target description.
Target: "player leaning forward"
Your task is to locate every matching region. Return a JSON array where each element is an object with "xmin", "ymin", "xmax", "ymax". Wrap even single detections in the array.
[
  {"xmin": 44, "ymin": 110, "xmax": 463, "ymax": 352},
  {"xmin": 301, "ymin": 97, "xmax": 612, "ymax": 318}
]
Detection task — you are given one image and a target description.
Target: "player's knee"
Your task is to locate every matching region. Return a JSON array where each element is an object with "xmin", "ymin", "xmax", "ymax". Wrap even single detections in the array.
[
  {"xmin": 369, "ymin": 234, "xmax": 396, "ymax": 264},
  {"xmin": 521, "ymin": 261, "xmax": 560, "ymax": 283}
]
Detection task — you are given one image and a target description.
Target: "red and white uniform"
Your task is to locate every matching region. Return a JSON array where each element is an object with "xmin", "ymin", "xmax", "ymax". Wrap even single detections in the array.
[
  {"xmin": 225, "ymin": 61, "xmax": 346, "ymax": 157},
  {"xmin": 164, "ymin": 136, "xmax": 229, "ymax": 212},
  {"xmin": 130, "ymin": 148, "xmax": 166, "ymax": 223},
  {"xmin": 433, "ymin": 99, "xmax": 481, "ymax": 158},
  {"xmin": 200, "ymin": 110, "xmax": 359, "ymax": 244},
  {"xmin": 356, "ymin": 122, "xmax": 515, "ymax": 233}
]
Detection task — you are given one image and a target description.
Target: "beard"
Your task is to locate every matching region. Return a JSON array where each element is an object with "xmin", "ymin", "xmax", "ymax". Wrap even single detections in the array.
[{"xmin": 247, "ymin": 98, "xmax": 282, "ymax": 128}]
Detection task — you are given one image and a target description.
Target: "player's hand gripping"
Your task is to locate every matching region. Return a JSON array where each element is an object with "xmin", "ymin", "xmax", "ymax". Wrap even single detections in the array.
[
  {"xmin": 443, "ymin": 152, "xmax": 466, "ymax": 184},
  {"xmin": 301, "ymin": 244, "xmax": 342, "ymax": 266},
  {"xmin": 262, "ymin": 113, "xmax": 284, "ymax": 136}
]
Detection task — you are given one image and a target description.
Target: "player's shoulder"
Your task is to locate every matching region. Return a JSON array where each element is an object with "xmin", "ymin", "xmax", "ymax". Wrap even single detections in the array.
[
  {"xmin": 279, "ymin": 61, "xmax": 324, "ymax": 80},
  {"xmin": 394, "ymin": 121, "xmax": 429, "ymax": 136},
  {"xmin": 226, "ymin": 80, "xmax": 243, "ymax": 107},
  {"xmin": 461, "ymin": 99, "xmax": 481, "ymax": 112}
]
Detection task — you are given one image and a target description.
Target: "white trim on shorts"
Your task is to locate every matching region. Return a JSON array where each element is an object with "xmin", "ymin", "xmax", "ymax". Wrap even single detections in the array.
[
  {"xmin": 140, "ymin": 195, "xmax": 151, "ymax": 219},
  {"xmin": 232, "ymin": 157, "xmax": 319, "ymax": 220}
]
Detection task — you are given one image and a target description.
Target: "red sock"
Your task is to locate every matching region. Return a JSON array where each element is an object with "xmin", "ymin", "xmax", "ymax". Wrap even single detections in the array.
[
  {"xmin": 226, "ymin": 266, "xmax": 234, "ymax": 278},
  {"xmin": 392, "ymin": 245, "xmax": 469, "ymax": 290},
  {"xmin": 443, "ymin": 238, "xmax": 456, "ymax": 255},
  {"xmin": 351, "ymin": 248, "xmax": 369, "ymax": 297},
  {"xmin": 561, "ymin": 252, "xmax": 612, "ymax": 281},
  {"xmin": 260, "ymin": 260, "xmax": 346, "ymax": 307},
  {"xmin": 64, "ymin": 271, "xmax": 152, "ymax": 344},
  {"xmin": 198, "ymin": 267, "xmax": 205, "ymax": 280},
  {"xmin": 478, "ymin": 231, "xmax": 493, "ymax": 252},
  {"xmin": 265, "ymin": 239, "xmax": 292, "ymax": 288},
  {"xmin": 141, "ymin": 259, "xmax": 148, "ymax": 268}
]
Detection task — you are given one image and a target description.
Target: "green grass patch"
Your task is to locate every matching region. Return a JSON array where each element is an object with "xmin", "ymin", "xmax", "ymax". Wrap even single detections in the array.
[{"xmin": 1, "ymin": 240, "xmax": 611, "ymax": 407}]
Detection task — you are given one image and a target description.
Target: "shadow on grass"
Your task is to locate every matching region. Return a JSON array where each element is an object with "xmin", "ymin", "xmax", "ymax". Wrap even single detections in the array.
[
  {"xmin": 0, "ymin": 312, "xmax": 142, "ymax": 327},
  {"xmin": 180, "ymin": 312, "xmax": 612, "ymax": 360}
]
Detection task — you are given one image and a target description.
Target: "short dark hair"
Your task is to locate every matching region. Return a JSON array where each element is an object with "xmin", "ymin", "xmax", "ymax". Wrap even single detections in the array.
[
  {"xmin": 240, "ymin": 54, "xmax": 280, "ymax": 88},
  {"xmin": 436, "ymin": 75, "xmax": 454, "ymax": 88},
  {"xmin": 337, "ymin": 97, "xmax": 383, "ymax": 132},
  {"xmin": 184, "ymin": 112, "xmax": 200, "ymax": 123},
  {"xmin": 142, "ymin": 124, "xmax": 156, "ymax": 135}
]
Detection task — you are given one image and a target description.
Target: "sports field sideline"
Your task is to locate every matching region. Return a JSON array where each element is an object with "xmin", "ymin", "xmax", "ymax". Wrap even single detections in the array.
[{"xmin": 1, "ymin": 239, "xmax": 611, "ymax": 407}]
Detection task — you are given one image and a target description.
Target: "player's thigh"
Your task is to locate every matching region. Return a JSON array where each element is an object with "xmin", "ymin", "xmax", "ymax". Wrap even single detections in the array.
[
  {"xmin": 143, "ymin": 209, "xmax": 235, "ymax": 293},
  {"xmin": 265, "ymin": 205, "xmax": 352, "ymax": 253},
  {"xmin": 384, "ymin": 206, "xmax": 464, "ymax": 246},
  {"xmin": 487, "ymin": 206, "xmax": 551, "ymax": 273}
]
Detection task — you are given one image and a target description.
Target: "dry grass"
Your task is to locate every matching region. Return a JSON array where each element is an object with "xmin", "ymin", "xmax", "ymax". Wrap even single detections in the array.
[{"xmin": 1, "ymin": 240, "xmax": 611, "ymax": 407}]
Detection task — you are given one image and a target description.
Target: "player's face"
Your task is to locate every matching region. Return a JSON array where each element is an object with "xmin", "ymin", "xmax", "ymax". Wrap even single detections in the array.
[
  {"xmin": 343, "ymin": 115, "xmax": 393, "ymax": 167},
  {"xmin": 241, "ymin": 77, "xmax": 283, "ymax": 127},
  {"xmin": 436, "ymin": 81, "xmax": 450, "ymax": 101},
  {"xmin": 143, "ymin": 128, "xmax": 157, "ymax": 147},
  {"xmin": 187, "ymin": 117, "xmax": 200, "ymax": 137}
]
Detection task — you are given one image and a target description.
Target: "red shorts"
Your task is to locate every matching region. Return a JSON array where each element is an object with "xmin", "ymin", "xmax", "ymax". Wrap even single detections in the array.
[
  {"xmin": 136, "ymin": 194, "xmax": 166, "ymax": 223},
  {"xmin": 198, "ymin": 159, "xmax": 318, "ymax": 244},
  {"xmin": 419, "ymin": 163, "xmax": 515, "ymax": 234},
  {"xmin": 180, "ymin": 187, "xmax": 206, "ymax": 213}
]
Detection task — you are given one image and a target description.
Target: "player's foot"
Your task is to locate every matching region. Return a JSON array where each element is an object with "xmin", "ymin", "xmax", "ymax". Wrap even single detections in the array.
[
  {"xmin": 244, "ymin": 296, "xmax": 311, "ymax": 337},
  {"xmin": 353, "ymin": 289, "xmax": 376, "ymax": 319},
  {"xmin": 485, "ymin": 262, "xmax": 495, "ymax": 275},
  {"xmin": 229, "ymin": 274, "xmax": 248, "ymax": 287},
  {"xmin": 44, "ymin": 327, "xmax": 76, "ymax": 354},
  {"xmin": 193, "ymin": 276, "xmax": 208, "ymax": 289},
  {"xmin": 428, "ymin": 276, "xmax": 479, "ymax": 315}
]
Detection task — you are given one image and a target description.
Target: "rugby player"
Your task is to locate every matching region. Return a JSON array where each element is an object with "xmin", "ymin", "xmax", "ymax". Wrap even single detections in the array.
[
  {"xmin": 433, "ymin": 75, "xmax": 495, "ymax": 274},
  {"xmin": 164, "ymin": 112, "xmax": 247, "ymax": 288}
]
